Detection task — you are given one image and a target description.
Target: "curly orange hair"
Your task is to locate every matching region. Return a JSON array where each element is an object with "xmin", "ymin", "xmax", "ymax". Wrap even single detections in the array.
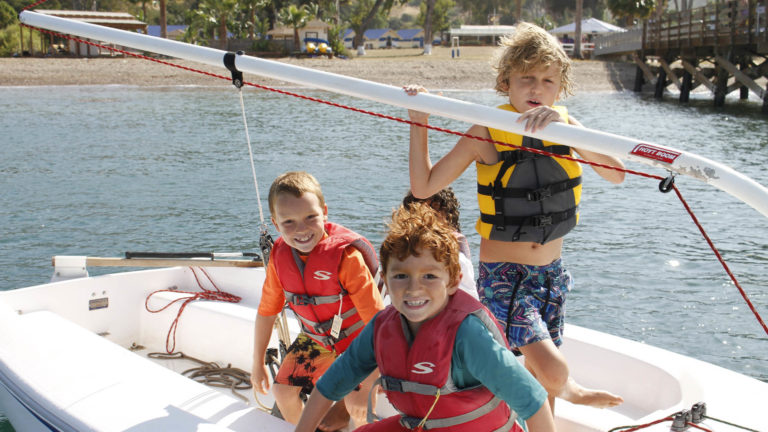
[{"xmin": 380, "ymin": 202, "xmax": 460, "ymax": 288}]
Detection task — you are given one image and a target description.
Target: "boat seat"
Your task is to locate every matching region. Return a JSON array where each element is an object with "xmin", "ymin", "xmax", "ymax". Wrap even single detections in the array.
[
  {"xmin": 1, "ymin": 309, "xmax": 292, "ymax": 431},
  {"xmin": 143, "ymin": 290, "xmax": 300, "ymax": 371}
]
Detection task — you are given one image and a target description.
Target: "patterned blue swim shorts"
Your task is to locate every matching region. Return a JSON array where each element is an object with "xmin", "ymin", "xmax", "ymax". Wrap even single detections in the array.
[{"xmin": 477, "ymin": 260, "xmax": 572, "ymax": 355}]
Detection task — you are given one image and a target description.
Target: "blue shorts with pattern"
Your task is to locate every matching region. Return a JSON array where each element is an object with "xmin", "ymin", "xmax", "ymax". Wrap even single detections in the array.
[{"xmin": 477, "ymin": 259, "xmax": 572, "ymax": 355}]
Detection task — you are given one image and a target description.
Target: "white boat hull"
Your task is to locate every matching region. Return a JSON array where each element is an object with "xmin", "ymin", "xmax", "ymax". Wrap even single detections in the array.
[{"xmin": 1, "ymin": 266, "xmax": 766, "ymax": 431}]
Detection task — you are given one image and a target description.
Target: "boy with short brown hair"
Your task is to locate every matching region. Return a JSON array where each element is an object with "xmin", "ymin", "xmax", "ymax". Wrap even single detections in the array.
[{"xmin": 251, "ymin": 171, "xmax": 384, "ymax": 429}]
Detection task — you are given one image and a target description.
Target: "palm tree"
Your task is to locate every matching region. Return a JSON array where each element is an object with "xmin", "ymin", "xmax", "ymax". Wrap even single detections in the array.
[
  {"xmin": 195, "ymin": 0, "xmax": 239, "ymax": 49},
  {"xmin": 573, "ymin": 0, "xmax": 582, "ymax": 59},
  {"xmin": 242, "ymin": 0, "xmax": 271, "ymax": 40},
  {"xmin": 278, "ymin": 4, "xmax": 312, "ymax": 52}
]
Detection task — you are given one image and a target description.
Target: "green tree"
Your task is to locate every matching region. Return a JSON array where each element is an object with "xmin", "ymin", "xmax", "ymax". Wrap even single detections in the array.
[
  {"xmin": 417, "ymin": 0, "xmax": 454, "ymax": 53},
  {"xmin": 606, "ymin": 0, "xmax": 656, "ymax": 25},
  {"xmin": 277, "ymin": 3, "xmax": 313, "ymax": 51},
  {"xmin": 240, "ymin": 0, "xmax": 270, "ymax": 39},
  {"xmin": 190, "ymin": 0, "xmax": 238, "ymax": 48},
  {"xmin": 0, "ymin": 0, "xmax": 16, "ymax": 28},
  {"xmin": 346, "ymin": 0, "xmax": 405, "ymax": 55}
]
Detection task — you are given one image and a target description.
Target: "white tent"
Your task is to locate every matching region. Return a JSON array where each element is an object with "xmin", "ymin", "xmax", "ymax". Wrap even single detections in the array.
[{"xmin": 549, "ymin": 17, "xmax": 625, "ymax": 36}]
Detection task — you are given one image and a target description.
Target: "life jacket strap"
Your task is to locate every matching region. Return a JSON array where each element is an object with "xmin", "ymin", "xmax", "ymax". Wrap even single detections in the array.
[
  {"xmin": 497, "ymin": 143, "xmax": 571, "ymax": 163},
  {"xmin": 295, "ymin": 307, "xmax": 358, "ymax": 334},
  {"xmin": 284, "ymin": 289, "xmax": 347, "ymax": 306},
  {"xmin": 303, "ymin": 319, "xmax": 364, "ymax": 347},
  {"xmin": 481, "ymin": 206, "xmax": 578, "ymax": 231},
  {"xmin": 379, "ymin": 375, "xmax": 457, "ymax": 396},
  {"xmin": 399, "ymin": 396, "xmax": 512, "ymax": 430},
  {"xmin": 478, "ymin": 176, "xmax": 582, "ymax": 202}
]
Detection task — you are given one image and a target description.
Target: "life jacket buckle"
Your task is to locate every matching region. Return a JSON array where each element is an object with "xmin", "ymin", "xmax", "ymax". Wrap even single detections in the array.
[
  {"xmin": 400, "ymin": 416, "xmax": 423, "ymax": 429},
  {"xmin": 291, "ymin": 294, "xmax": 314, "ymax": 306},
  {"xmin": 533, "ymin": 215, "xmax": 552, "ymax": 227},
  {"xmin": 527, "ymin": 187, "xmax": 551, "ymax": 202},
  {"xmin": 491, "ymin": 181, "xmax": 503, "ymax": 201},
  {"xmin": 382, "ymin": 376, "xmax": 404, "ymax": 392}
]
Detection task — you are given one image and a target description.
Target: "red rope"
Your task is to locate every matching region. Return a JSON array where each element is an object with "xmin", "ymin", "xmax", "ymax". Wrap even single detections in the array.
[
  {"xmin": 145, "ymin": 267, "xmax": 241, "ymax": 353},
  {"xmin": 21, "ymin": 24, "xmax": 768, "ymax": 336},
  {"xmin": 610, "ymin": 416, "xmax": 673, "ymax": 431}
]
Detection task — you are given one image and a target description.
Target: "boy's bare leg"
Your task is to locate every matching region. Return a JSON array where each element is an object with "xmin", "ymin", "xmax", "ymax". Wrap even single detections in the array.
[
  {"xmin": 273, "ymin": 383, "xmax": 304, "ymax": 424},
  {"xmin": 318, "ymin": 400, "xmax": 350, "ymax": 432},
  {"xmin": 519, "ymin": 339, "xmax": 623, "ymax": 411}
]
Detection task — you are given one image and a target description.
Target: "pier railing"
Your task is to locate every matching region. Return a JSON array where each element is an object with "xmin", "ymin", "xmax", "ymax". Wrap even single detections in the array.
[{"xmin": 594, "ymin": 0, "xmax": 768, "ymax": 56}]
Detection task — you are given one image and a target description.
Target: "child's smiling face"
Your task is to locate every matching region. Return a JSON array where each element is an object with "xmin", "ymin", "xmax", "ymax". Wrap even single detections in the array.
[
  {"xmin": 271, "ymin": 192, "xmax": 327, "ymax": 254},
  {"xmin": 384, "ymin": 248, "xmax": 459, "ymax": 334},
  {"xmin": 503, "ymin": 63, "xmax": 563, "ymax": 113}
]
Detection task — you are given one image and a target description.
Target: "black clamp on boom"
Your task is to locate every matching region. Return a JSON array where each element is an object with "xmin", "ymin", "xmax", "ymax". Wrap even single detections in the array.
[
  {"xmin": 659, "ymin": 174, "xmax": 676, "ymax": 193},
  {"xmin": 224, "ymin": 51, "xmax": 245, "ymax": 88}
]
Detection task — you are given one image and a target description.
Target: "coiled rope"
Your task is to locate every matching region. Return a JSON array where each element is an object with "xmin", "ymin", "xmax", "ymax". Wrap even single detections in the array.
[
  {"xmin": 19, "ymin": 23, "xmax": 768, "ymax": 336},
  {"xmin": 145, "ymin": 266, "xmax": 241, "ymax": 353}
]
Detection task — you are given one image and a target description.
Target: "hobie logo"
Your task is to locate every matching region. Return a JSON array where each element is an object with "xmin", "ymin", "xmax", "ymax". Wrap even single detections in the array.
[
  {"xmin": 411, "ymin": 362, "xmax": 435, "ymax": 374},
  {"xmin": 313, "ymin": 270, "xmax": 332, "ymax": 281}
]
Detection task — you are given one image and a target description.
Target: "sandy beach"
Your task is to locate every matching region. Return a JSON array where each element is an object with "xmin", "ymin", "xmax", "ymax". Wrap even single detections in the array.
[{"xmin": 0, "ymin": 46, "xmax": 636, "ymax": 92}]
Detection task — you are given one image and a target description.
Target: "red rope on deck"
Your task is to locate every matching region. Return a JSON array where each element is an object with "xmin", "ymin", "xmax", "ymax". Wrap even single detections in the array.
[
  {"xmin": 145, "ymin": 267, "xmax": 241, "ymax": 353},
  {"xmin": 21, "ymin": 23, "xmax": 768, "ymax": 336}
]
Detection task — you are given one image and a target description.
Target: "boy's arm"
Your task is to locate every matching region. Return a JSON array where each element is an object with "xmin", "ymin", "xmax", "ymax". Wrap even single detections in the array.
[
  {"xmin": 339, "ymin": 248, "xmax": 384, "ymax": 323},
  {"xmin": 567, "ymin": 115, "xmax": 626, "ymax": 184},
  {"xmin": 404, "ymin": 85, "xmax": 496, "ymax": 199},
  {"xmin": 518, "ymin": 108, "xmax": 625, "ymax": 184},
  {"xmin": 455, "ymin": 316, "xmax": 549, "ymax": 421},
  {"xmin": 525, "ymin": 400, "xmax": 556, "ymax": 432},
  {"xmin": 251, "ymin": 313, "xmax": 278, "ymax": 395},
  {"xmin": 251, "ymin": 258, "xmax": 285, "ymax": 394},
  {"xmin": 294, "ymin": 387, "xmax": 334, "ymax": 432}
]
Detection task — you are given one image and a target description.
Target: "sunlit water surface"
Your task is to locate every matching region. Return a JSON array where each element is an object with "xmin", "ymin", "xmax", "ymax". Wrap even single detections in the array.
[{"xmin": 2, "ymin": 83, "xmax": 767, "ymax": 430}]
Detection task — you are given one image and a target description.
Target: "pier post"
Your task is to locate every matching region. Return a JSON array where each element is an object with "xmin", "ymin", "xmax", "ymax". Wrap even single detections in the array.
[
  {"xmin": 655, "ymin": 68, "xmax": 667, "ymax": 99},
  {"xmin": 680, "ymin": 68, "xmax": 692, "ymax": 103},
  {"xmin": 739, "ymin": 58, "xmax": 749, "ymax": 100},
  {"xmin": 634, "ymin": 66, "xmax": 645, "ymax": 92},
  {"xmin": 763, "ymin": 85, "xmax": 768, "ymax": 114},
  {"xmin": 714, "ymin": 64, "xmax": 729, "ymax": 107}
]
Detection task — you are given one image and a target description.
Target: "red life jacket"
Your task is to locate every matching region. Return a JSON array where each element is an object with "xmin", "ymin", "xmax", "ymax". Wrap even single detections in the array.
[
  {"xmin": 272, "ymin": 222, "xmax": 378, "ymax": 353},
  {"xmin": 372, "ymin": 290, "xmax": 522, "ymax": 431}
]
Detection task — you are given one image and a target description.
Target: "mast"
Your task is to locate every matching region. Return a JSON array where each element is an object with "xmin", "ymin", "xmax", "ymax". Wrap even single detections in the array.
[{"xmin": 18, "ymin": 10, "xmax": 768, "ymax": 219}]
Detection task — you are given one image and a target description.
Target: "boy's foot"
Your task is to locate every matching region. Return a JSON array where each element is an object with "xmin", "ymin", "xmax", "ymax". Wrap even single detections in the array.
[
  {"xmin": 559, "ymin": 377, "xmax": 624, "ymax": 408},
  {"xmin": 317, "ymin": 400, "xmax": 350, "ymax": 431}
]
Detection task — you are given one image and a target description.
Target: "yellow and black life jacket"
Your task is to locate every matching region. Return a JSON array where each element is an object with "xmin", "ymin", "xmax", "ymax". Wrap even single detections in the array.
[{"xmin": 475, "ymin": 104, "xmax": 583, "ymax": 244}]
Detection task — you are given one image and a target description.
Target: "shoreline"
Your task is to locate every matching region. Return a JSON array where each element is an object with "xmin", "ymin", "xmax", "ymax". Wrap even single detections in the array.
[{"xmin": 0, "ymin": 46, "xmax": 637, "ymax": 92}]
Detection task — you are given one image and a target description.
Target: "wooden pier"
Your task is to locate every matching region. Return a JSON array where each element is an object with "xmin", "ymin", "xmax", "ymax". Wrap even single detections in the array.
[{"xmin": 595, "ymin": 0, "xmax": 768, "ymax": 113}]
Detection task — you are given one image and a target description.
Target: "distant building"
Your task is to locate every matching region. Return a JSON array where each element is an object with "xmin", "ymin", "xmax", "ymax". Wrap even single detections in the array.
[
  {"xmin": 448, "ymin": 25, "xmax": 516, "ymax": 45},
  {"xmin": 343, "ymin": 28, "xmax": 400, "ymax": 49},
  {"xmin": 146, "ymin": 25, "xmax": 188, "ymax": 40},
  {"xmin": 396, "ymin": 28, "xmax": 424, "ymax": 48},
  {"xmin": 268, "ymin": 19, "xmax": 330, "ymax": 52},
  {"xmin": 34, "ymin": 9, "xmax": 147, "ymax": 57}
]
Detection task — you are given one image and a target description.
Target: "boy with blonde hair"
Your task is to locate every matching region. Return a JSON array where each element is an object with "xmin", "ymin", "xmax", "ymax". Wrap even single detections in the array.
[
  {"xmin": 404, "ymin": 22, "xmax": 625, "ymax": 412},
  {"xmin": 295, "ymin": 203, "xmax": 555, "ymax": 432},
  {"xmin": 251, "ymin": 171, "xmax": 383, "ymax": 429}
]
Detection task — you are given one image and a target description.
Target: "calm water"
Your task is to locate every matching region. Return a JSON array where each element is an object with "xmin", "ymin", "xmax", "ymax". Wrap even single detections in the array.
[{"xmin": 2, "ymin": 82, "xmax": 767, "ymax": 429}]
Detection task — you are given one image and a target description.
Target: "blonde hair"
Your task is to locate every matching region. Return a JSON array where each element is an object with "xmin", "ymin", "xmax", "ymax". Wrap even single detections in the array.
[
  {"xmin": 492, "ymin": 22, "xmax": 574, "ymax": 98},
  {"xmin": 380, "ymin": 203, "xmax": 460, "ymax": 288},
  {"xmin": 268, "ymin": 171, "xmax": 326, "ymax": 215}
]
